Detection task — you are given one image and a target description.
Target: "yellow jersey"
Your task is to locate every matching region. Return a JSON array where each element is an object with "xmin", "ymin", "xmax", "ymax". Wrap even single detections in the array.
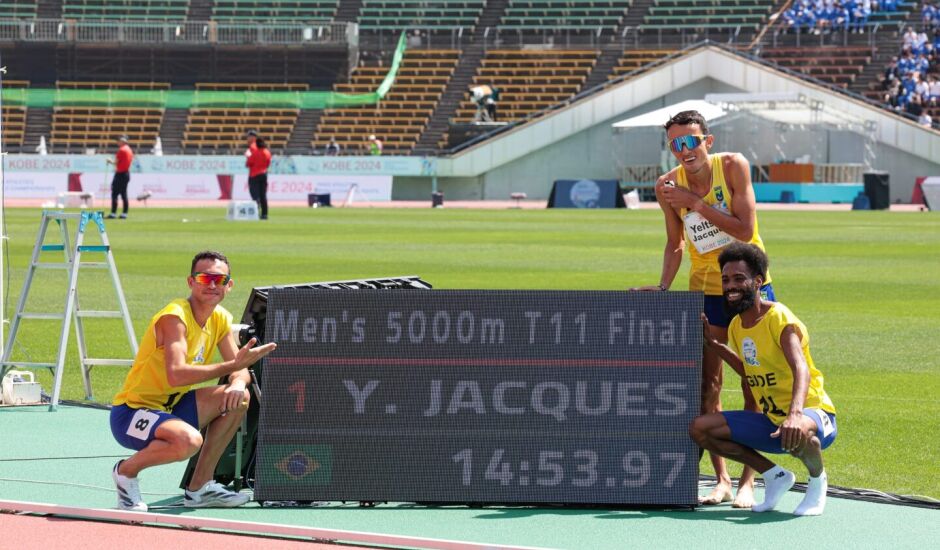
[
  {"xmin": 728, "ymin": 302, "xmax": 836, "ymax": 425},
  {"xmin": 676, "ymin": 153, "xmax": 769, "ymax": 295},
  {"xmin": 113, "ymin": 298, "xmax": 233, "ymax": 411}
]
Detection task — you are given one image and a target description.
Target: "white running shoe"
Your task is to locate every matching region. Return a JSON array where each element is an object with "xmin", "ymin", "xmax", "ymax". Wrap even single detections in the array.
[
  {"xmin": 184, "ymin": 480, "xmax": 250, "ymax": 508},
  {"xmin": 112, "ymin": 461, "xmax": 148, "ymax": 512}
]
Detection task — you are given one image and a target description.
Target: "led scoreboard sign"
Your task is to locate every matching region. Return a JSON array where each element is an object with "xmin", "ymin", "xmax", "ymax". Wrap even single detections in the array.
[{"xmin": 255, "ymin": 290, "xmax": 702, "ymax": 506}]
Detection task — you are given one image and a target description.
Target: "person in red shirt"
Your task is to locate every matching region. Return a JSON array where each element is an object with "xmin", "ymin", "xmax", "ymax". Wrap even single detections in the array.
[
  {"xmin": 245, "ymin": 130, "xmax": 272, "ymax": 220},
  {"xmin": 107, "ymin": 135, "xmax": 134, "ymax": 219}
]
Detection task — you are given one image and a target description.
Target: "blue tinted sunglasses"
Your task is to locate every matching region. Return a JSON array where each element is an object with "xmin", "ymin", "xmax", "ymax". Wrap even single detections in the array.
[{"xmin": 669, "ymin": 134, "xmax": 708, "ymax": 154}]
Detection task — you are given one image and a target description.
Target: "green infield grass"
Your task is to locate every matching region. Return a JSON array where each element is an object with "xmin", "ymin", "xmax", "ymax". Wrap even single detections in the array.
[{"xmin": 1, "ymin": 206, "xmax": 938, "ymax": 498}]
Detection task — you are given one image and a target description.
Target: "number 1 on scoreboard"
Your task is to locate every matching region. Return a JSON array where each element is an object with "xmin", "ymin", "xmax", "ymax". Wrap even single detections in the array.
[{"xmin": 288, "ymin": 380, "xmax": 305, "ymax": 413}]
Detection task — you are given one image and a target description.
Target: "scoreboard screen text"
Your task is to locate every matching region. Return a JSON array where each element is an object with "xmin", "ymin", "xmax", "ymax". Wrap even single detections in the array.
[{"xmin": 255, "ymin": 290, "xmax": 702, "ymax": 506}]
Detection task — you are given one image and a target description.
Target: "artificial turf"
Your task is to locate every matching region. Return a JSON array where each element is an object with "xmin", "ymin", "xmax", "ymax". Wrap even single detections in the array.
[{"xmin": 1, "ymin": 206, "xmax": 938, "ymax": 498}]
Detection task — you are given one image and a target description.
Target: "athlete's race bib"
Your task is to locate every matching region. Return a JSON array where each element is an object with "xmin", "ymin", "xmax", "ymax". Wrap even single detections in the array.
[
  {"xmin": 683, "ymin": 210, "xmax": 734, "ymax": 254},
  {"xmin": 126, "ymin": 409, "xmax": 160, "ymax": 441}
]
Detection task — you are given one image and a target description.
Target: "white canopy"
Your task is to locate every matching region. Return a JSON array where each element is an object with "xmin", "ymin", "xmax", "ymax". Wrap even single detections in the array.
[{"xmin": 611, "ymin": 99, "xmax": 726, "ymax": 129}]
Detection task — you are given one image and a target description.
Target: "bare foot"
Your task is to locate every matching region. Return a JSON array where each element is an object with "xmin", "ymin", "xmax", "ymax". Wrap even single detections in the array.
[
  {"xmin": 732, "ymin": 483, "xmax": 755, "ymax": 509},
  {"xmin": 699, "ymin": 482, "xmax": 733, "ymax": 505}
]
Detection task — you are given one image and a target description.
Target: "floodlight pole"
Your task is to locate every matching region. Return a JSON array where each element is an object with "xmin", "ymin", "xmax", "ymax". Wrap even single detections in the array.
[{"xmin": 0, "ymin": 60, "xmax": 6, "ymax": 357}]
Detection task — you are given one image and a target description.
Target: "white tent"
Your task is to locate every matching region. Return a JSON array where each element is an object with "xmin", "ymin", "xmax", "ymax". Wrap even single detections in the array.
[{"xmin": 611, "ymin": 99, "xmax": 726, "ymax": 130}]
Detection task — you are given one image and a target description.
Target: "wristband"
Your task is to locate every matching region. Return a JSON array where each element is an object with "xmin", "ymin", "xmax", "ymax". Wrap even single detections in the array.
[{"xmin": 658, "ymin": 284, "xmax": 667, "ymax": 291}]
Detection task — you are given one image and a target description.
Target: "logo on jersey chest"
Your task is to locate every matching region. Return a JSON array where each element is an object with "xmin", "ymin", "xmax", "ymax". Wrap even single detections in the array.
[{"xmin": 742, "ymin": 337, "xmax": 760, "ymax": 366}]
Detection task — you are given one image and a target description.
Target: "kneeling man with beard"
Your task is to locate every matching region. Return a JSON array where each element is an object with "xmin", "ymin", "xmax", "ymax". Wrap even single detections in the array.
[{"xmin": 689, "ymin": 242, "xmax": 837, "ymax": 515}]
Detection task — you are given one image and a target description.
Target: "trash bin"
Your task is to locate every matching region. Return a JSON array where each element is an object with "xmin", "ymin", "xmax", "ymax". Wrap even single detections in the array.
[
  {"xmin": 863, "ymin": 172, "xmax": 890, "ymax": 210},
  {"xmin": 431, "ymin": 191, "xmax": 444, "ymax": 208}
]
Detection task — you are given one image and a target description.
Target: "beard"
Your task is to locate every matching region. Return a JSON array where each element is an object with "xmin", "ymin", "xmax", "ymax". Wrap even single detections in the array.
[{"xmin": 722, "ymin": 285, "xmax": 758, "ymax": 317}]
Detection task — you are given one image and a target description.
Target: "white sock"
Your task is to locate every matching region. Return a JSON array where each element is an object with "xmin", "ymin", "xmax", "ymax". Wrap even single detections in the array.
[
  {"xmin": 752, "ymin": 465, "xmax": 795, "ymax": 513},
  {"xmin": 793, "ymin": 470, "xmax": 828, "ymax": 516}
]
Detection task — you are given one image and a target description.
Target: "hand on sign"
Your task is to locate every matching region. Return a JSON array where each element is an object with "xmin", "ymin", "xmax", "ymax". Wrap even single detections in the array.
[
  {"xmin": 701, "ymin": 313, "xmax": 718, "ymax": 349},
  {"xmin": 628, "ymin": 285, "xmax": 665, "ymax": 292},
  {"xmin": 661, "ymin": 184, "xmax": 702, "ymax": 211}
]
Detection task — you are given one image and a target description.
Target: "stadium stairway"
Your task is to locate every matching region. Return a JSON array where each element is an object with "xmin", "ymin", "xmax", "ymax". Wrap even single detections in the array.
[
  {"xmin": 36, "ymin": 0, "xmax": 63, "ymax": 19},
  {"xmin": 22, "ymin": 108, "xmax": 52, "ymax": 155},
  {"xmin": 413, "ymin": 0, "xmax": 510, "ymax": 154},
  {"xmin": 620, "ymin": 0, "xmax": 655, "ymax": 33},
  {"xmin": 286, "ymin": 109, "xmax": 322, "ymax": 154},
  {"xmin": 334, "ymin": 0, "xmax": 362, "ymax": 22},
  {"xmin": 158, "ymin": 109, "xmax": 188, "ymax": 155},
  {"xmin": 188, "ymin": 0, "xmax": 213, "ymax": 21},
  {"xmin": 582, "ymin": 45, "xmax": 626, "ymax": 91}
]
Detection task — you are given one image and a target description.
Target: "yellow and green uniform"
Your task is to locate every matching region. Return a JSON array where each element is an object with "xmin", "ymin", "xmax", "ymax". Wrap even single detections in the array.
[
  {"xmin": 676, "ymin": 153, "xmax": 770, "ymax": 295},
  {"xmin": 113, "ymin": 299, "xmax": 232, "ymax": 411},
  {"xmin": 727, "ymin": 302, "xmax": 836, "ymax": 425}
]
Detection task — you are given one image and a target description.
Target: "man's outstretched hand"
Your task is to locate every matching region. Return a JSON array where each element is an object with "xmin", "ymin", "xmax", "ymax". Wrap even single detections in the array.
[{"xmin": 234, "ymin": 337, "xmax": 277, "ymax": 370}]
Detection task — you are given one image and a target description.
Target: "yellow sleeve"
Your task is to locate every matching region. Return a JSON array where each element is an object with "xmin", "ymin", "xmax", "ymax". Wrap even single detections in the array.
[
  {"xmin": 768, "ymin": 305, "xmax": 809, "ymax": 348},
  {"xmin": 211, "ymin": 305, "xmax": 234, "ymax": 350}
]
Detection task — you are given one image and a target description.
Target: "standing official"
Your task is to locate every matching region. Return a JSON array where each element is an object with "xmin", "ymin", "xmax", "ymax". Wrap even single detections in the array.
[
  {"xmin": 245, "ymin": 130, "xmax": 272, "ymax": 220},
  {"xmin": 107, "ymin": 135, "xmax": 134, "ymax": 220}
]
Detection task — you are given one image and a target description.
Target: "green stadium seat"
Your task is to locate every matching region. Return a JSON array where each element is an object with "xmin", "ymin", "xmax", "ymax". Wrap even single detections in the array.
[
  {"xmin": 359, "ymin": 0, "xmax": 485, "ymax": 32},
  {"xmin": 500, "ymin": 0, "xmax": 630, "ymax": 32},
  {"xmin": 212, "ymin": 0, "xmax": 338, "ymax": 22},
  {"xmin": 640, "ymin": 0, "xmax": 774, "ymax": 33},
  {"xmin": 61, "ymin": 0, "xmax": 190, "ymax": 21},
  {"xmin": 0, "ymin": 0, "xmax": 36, "ymax": 19}
]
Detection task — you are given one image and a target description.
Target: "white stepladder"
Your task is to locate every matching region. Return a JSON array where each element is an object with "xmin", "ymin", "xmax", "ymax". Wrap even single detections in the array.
[{"xmin": 0, "ymin": 210, "xmax": 138, "ymax": 411}]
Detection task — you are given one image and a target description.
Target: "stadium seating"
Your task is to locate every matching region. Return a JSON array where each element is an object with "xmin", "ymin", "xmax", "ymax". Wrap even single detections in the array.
[
  {"xmin": 182, "ymin": 83, "xmax": 304, "ymax": 151},
  {"xmin": 61, "ymin": 0, "xmax": 190, "ymax": 20},
  {"xmin": 358, "ymin": 1, "xmax": 486, "ymax": 32},
  {"xmin": 314, "ymin": 50, "xmax": 460, "ymax": 154},
  {"xmin": 610, "ymin": 49, "xmax": 675, "ymax": 79},
  {"xmin": 642, "ymin": 0, "xmax": 774, "ymax": 32},
  {"xmin": 212, "ymin": 0, "xmax": 338, "ymax": 22},
  {"xmin": 0, "ymin": 0, "xmax": 36, "ymax": 19},
  {"xmin": 50, "ymin": 81, "xmax": 167, "ymax": 150},
  {"xmin": 451, "ymin": 50, "xmax": 597, "ymax": 124},
  {"xmin": 1, "ymin": 80, "xmax": 29, "ymax": 147},
  {"xmin": 761, "ymin": 46, "xmax": 872, "ymax": 88},
  {"xmin": 501, "ymin": 0, "xmax": 631, "ymax": 33}
]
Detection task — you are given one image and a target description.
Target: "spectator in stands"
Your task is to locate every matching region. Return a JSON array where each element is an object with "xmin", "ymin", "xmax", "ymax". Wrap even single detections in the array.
[
  {"xmin": 632, "ymin": 110, "xmax": 777, "ymax": 508},
  {"xmin": 851, "ymin": 0, "xmax": 871, "ymax": 33},
  {"xmin": 106, "ymin": 135, "xmax": 133, "ymax": 220},
  {"xmin": 325, "ymin": 137, "xmax": 342, "ymax": 156},
  {"xmin": 245, "ymin": 131, "xmax": 271, "ymax": 220},
  {"xmin": 883, "ymin": 56, "xmax": 900, "ymax": 87},
  {"xmin": 486, "ymin": 87, "xmax": 501, "ymax": 122},
  {"xmin": 368, "ymin": 134, "xmax": 383, "ymax": 155},
  {"xmin": 904, "ymin": 26, "xmax": 918, "ymax": 50},
  {"xmin": 470, "ymin": 85, "xmax": 496, "ymax": 122},
  {"xmin": 928, "ymin": 74, "xmax": 940, "ymax": 105},
  {"xmin": 919, "ymin": 110, "xmax": 933, "ymax": 126}
]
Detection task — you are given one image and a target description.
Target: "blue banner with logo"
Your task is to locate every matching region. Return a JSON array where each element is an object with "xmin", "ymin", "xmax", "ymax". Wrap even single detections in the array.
[{"xmin": 548, "ymin": 179, "xmax": 625, "ymax": 209}]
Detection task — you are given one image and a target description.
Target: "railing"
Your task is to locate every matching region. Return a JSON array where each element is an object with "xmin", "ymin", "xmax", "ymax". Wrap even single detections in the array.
[
  {"xmin": 0, "ymin": 19, "xmax": 355, "ymax": 46},
  {"xmin": 443, "ymin": 40, "xmax": 939, "ymax": 156}
]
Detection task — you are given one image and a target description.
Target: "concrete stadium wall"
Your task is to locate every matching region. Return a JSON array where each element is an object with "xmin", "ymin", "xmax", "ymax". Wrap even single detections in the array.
[{"xmin": 420, "ymin": 46, "xmax": 940, "ymax": 203}]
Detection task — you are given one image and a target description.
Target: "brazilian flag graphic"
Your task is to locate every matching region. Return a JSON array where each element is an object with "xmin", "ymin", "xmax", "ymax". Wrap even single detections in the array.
[{"xmin": 268, "ymin": 445, "xmax": 332, "ymax": 486}]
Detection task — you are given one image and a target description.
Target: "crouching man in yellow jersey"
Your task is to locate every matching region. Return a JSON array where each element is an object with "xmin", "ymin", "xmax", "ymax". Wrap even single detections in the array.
[
  {"xmin": 634, "ymin": 110, "xmax": 774, "ymax": 507},
  {"xmin": 109, "ymin": 251, "xmax": 277, "ymax": 511},
  {"xmin": 690, "ymin": 243, "xmax": 837, "ymax": 516}
]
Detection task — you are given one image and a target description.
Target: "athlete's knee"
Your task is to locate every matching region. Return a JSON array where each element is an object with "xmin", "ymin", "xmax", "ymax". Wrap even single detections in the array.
[
  {"xmin": 689, "ymin": 415, "xmax": 711, "ymax": 445},
  {"xmin": 791, "ymin": 435, "xmax": 820, "ymax": 458},
  {"xmin": 168, "ymin": 429, "xmax": 203, "ymax": 459}
]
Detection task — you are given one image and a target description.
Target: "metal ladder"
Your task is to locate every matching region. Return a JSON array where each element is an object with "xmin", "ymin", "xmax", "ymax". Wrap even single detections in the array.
[{"xmin": 0, "ymin": 210, "xmax": 138, "ymax": 411}]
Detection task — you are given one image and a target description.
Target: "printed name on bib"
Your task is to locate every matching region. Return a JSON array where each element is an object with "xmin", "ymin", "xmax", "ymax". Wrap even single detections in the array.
[{"xmin": 683, "ymin": 210, "xmax": 734, "ymax": 254}]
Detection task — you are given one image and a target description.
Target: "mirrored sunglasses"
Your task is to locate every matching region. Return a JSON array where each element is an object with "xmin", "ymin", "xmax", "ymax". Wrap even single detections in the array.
[
  {"xmin": 191, "ymin": 272, "xmax": 231, "ymax": 286},
  {"xmin": 669, "ymin": 134, "xmax": 708, "ymax": 154}
]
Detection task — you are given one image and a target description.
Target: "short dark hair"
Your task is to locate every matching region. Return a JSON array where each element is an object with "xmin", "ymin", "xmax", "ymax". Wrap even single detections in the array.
[
  {"xmin": 191, "ymin": 250, "xmax": 230, "ymax": 274},
  {"xmin": 664, "ymin": 110, "xmax": 709, "ymax": 134},
  {"xmin": 718, "ymin": 243, "xmax": 768, "ymax": 281},
  {"xmin": 246, "ymin": 129, "xmax": 258, "ymax": 137}
]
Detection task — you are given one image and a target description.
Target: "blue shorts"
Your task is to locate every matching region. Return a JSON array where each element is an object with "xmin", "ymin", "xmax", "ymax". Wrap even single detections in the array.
[
  {"xmin": 110, "ymin": 391, "xmax": 199, "ymax": 451},
  {"xmin": 703, "ymin": 283, "xmax": 776, "ymax": 328},
  {"xmin": 722, "ymin": 409, "xmax": 837, "ymax": 454}
]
